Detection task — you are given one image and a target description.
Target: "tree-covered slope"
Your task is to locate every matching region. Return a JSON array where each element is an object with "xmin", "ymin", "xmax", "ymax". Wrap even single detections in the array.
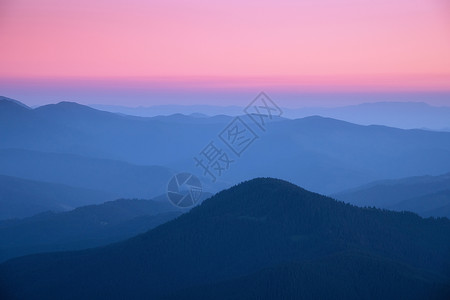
[{"xmin": 1, "ymin": 178, "xmax": 449, "ymax": 299}]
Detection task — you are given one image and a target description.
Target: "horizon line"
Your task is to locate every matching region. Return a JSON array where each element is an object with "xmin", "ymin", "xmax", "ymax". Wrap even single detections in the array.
[{"xmin": 1, "ymin": 74, "xmax": 450, "ymax": 93}]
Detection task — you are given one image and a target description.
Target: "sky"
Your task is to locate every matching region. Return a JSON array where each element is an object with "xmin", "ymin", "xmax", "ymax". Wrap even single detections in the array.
[{"xmin": 1, "ymin": 0, "xmax": 449, "ymax": 107}]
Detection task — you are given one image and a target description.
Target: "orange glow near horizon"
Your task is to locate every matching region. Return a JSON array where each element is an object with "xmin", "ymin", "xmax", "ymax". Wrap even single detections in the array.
[{"xmin": 1, "ymin": 0, "xmax": 450, "ymax": 92}]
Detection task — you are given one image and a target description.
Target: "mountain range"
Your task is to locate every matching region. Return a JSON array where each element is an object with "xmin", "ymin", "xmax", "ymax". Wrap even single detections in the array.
[
  {"xmin": 284, "ymin": 101, "xmax": 450, "ymax": 131},
  {"xmin": 0, "ymin": 148, "xmax": 175, "ymax": 202},
  {"xmin": 1, "ymin": 178, "xmax": 449, "ymax": 299},
  {"xmin": 90, "ymin": 101, "xmax": 450, "ymax": 131},
  {"xmin": 334, "ymin": 172, "xmax": 450, "ymax": 218},
  {"xmin": 2, "ymin": 97, "xmax": 450, "ymax": 197}
]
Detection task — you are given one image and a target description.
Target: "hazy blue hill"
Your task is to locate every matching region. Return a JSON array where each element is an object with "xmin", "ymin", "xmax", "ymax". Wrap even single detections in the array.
[
  {"xmin": 0, "ymin": 198, "xmax": 183, "ymax": 263},
  {"xmin": 148, "ymin": 113, "xmax": 284, "ymax": 124},
  {"xmin": 421, "ymin": 199, "xmax": 450, "ymax": 218},
  {"xmin": 1, "ymin": 99, "xmax": 226, "ymax": 166},
  {"xmin": 334, "ymin": 173, "xmax": 450, "ymax": 217},
  {"xmin": 90, "ymin": 103, "xmax": 245, "ymax": 117},
  {"xmin": 285, "ymin": 101, "xmax": 450, "ymax": 130},
  {"xmin": 1, "ymin": 178, "xmax": 449, "ymax": 299},
  {"xmin": 0, "ymin": 99, "xmax": 92, "ymax": 154},
  {"xmin": 2, "ymin": 98, "xmax": 450, "ymax": 194},
  {"xmin": 390, "ymin": 189, "xmax": 450, "ymax": 218},
  {"xmin": 0, "ymin": 149, "xmax": 175, "ymax": 199},
  {"xmin": 149, "ymin": 113, "xmax": 234, "ymax": 124},
  {"xmin": 91, "ymin": 102, "xmax": 450, "ymax": 131},
  {"xmin": 0, "ymin": 97, "xmax": 31, "ymax": 111},
  {"xmin": 230, "ymin": 116, "xmax": 450, "ymax": 193},
  {"xmin": 0, "ymin": 175, "xmax": 114, "ymax": 220},
  {"xmin": 0, "ymin": 97, "xmax": 37, "ymax": 137},
  {"xmin": 33, "ymin": 101, "xmax": 134, "ymax": 130}
]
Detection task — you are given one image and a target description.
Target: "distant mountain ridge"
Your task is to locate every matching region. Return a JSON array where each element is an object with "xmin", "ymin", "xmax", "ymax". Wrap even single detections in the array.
[
  {"xmin": 284, "ymin": 101, "xmax": 450, "ymax": 131},
  {"xmin": 333, "ymin": 172, "xmax": 450, "ymax": 217},
  {"xmin": 89, "ymin": 100, "xmax": 450, "ymax": 130},
  {"xmin": 6, "ymin": 97, "xmax": 450, "ymax": 130},
  {"xmin": 0, "ymin": 96, "xmax": 31, "ymax": 110},
  {"xmin": 2, "ymin": 97, "xmax": 450, "ymax": 195},
  {"xmin": 1, "ymin": 178, "xmax": 449, "ymax": 299},
  {"xmin": 90, "ymin": 103, "xmax": 245, "ymax": 117}
]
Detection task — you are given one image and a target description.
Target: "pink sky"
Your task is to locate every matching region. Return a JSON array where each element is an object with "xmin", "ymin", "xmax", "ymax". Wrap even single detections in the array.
[{"xmin": 1, "ymin": 0, "xmax": 449, "ymax": 105}]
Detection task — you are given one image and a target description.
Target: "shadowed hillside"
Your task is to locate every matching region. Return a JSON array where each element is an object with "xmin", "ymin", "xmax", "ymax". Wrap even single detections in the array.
[
  {"xmin": 1, "ymin": 178, "xmax": 449, "ymax": 299},
  {"xmin": 0, "ymin": 198, "xmax": 184, "ymax": 262}
]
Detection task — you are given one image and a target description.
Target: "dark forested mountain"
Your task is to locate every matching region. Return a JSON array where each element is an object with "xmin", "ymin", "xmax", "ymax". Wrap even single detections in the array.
[
  {"xmin": 334, "ymin": 172, "xmax": 450, "ymax": 218},
  {"xmin": 0, "ymin": 198, "xmax": 184, "ymax": 263},
  {"xmin": 2, "ymin": 98, "xmax": 450, "ymax": 194},
  {"xmin": 168, "ymin": 252, "xmax": 449, "ymax": 300},
  {"xmin": 0, "ymin": 175, "xmax": 114, "ymax": 220},
  {"xmin": 1, "ymin": 178, "xmax": 449, "ymax": 299}
]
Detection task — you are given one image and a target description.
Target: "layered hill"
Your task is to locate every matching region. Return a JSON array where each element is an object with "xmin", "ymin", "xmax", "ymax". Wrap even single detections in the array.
[
  {"xmin": 1, "ymin": 178, "xmax": 449, "ymax": 299},
  {"xmin": 0, "ymin": 198, "xmax": 184, "ymax": 262},
  {"xmin": 334, "ymin": 173, "xmax": 450, "ymax": 218},
  {"xmin": 2, "ymin": 97, "xmax": 450, "ymax": 194},
  {"xmin": 0, "ymin": 175, "xmax": 113, "ymax": 220},
  {"xmin": 0, "ymin": 149, "xmax": 174, "ymax": 200}
]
